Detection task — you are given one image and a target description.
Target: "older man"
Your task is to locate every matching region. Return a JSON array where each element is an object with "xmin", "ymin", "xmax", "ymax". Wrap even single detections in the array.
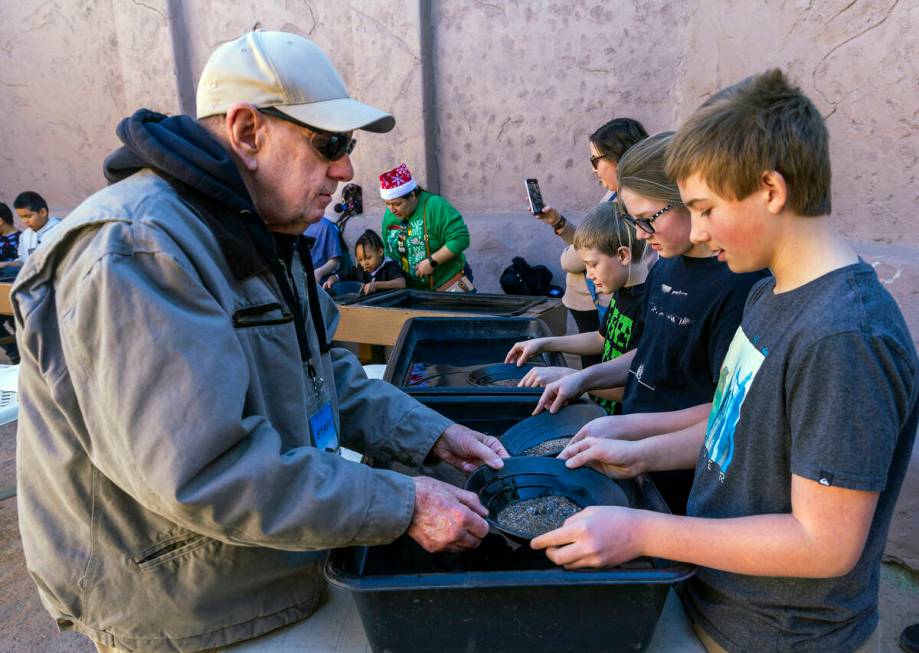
[{"xmin": 14, "ymin": 31, "xmax": 506, "ymax": 653}]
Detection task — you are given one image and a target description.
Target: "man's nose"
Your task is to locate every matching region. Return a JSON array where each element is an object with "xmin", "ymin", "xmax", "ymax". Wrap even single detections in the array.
[{"xmin": 329, "ymin": 155, "xmax": 354, "ymax": 182}]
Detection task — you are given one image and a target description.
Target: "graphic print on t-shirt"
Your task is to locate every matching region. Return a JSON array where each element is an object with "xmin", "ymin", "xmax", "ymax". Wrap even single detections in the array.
[{"xmin": 703, "ymin": 327, "xmax": 765, "ymax": 481}]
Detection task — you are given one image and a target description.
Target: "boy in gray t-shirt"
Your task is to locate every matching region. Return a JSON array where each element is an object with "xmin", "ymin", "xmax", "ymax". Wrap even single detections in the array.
[{"xmin": 533, "ymin": 70, "xmax": 917, "ymax": 653}]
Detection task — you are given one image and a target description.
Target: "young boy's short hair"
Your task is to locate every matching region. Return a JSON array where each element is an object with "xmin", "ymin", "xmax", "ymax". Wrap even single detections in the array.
[
  {"xmin": 665, "ymin": 69, "xmax": 831, "ymax": 216},
  {"xmin": 573, "ymin": 201, "xmax": 646, "ymax": 262},
  {"xmin": 13, "ymin": 191, "xmax": 49, "ymax": 214},
  {"xmin": 0, "ymin": 203, "xmax": 13, "ymax": 226},
  {"xmin": 355, "ymin": 229, "xmax": 384, "ymax": 253}
]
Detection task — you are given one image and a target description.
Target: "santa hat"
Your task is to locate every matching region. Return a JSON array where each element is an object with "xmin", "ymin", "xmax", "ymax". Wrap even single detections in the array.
[{"xmin": 379, "ymin": 163, "xmax": 418, "ymax": 200}]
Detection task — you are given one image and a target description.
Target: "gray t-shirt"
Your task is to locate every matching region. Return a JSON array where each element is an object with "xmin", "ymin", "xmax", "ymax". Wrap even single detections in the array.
[{"xmin": 682, "ymin": 261, "xmax": 918, "ymax": 652}]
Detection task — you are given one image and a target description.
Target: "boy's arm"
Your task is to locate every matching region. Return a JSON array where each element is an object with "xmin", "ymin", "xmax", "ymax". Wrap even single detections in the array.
[
  {"xmin": 538, "ymin": 331, "xmax": 605, "ymax": 356},
  {"xmin": 533, "ymin": 475, "xmax": 878, "ymax": 578},
  {"xmin": 506, "ymin": 333, "xmax": 603, "ymax": 366},
  {"xmin": 560, "ymin": 418, "xmax": 708, "ymax": 478},
  {"xmin": 588, "ymin": 387, "xmax": 623, "ymax": 402},
  {"xmin": 569, "ymin": 403, "xmax": 712, "ymax": 444},
  {"xmin": 533, "ymin": 349, "xmax": 634, "ymax": 414}
]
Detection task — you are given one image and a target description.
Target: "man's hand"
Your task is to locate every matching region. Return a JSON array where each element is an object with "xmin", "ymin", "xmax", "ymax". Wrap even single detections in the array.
[
  {"xmin": 558, "ymin": 436, "xmax": 645, "ymax": 479},
  {"xmin": 414, "ymin": 258, "xmax": 434, "ymax": 277},
  {"xmin": 533, "ymin": 372, "xmax": 585, "ymax": 415},
  {"xmin": 430, "ymin": 423, "xmax": 508, "ymax": 474},
  {"xmin": 531, "ymin": 506, "xmax": 645, "ymax": 568},
  {"xmin": 504, "ymin": 338, "xmax": 544, "ymax": 366},
  {"xmin": 518, "ymin": 366, "xmax": 576, "ymax": 388},
  {"xmin": 408, "ymin": 476, "xmax": 490, "ymax": 552}
]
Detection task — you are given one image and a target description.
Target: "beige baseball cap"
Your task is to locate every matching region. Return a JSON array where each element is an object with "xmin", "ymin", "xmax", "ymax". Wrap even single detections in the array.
[{"xmin": 196, "ymin": 31, "xmax": 395, "ymax": 133}]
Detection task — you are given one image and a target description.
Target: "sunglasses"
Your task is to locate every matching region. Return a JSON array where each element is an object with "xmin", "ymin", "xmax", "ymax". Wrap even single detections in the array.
[
  {"xmin": 621, "ymin": 203, "xmax": 674, "ymax": 234},
  {"xmin": 259, "ymin": 107, "xmax": 356, "ymax": 161},
  {"xmin": 590, "ymin": 153, "xmax": 607, "ymax": 170}
]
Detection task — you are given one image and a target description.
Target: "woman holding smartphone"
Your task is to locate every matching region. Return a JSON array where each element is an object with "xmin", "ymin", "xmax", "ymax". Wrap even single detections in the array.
[{"xmin": 536, "ymin": 117, "xmax": 648, "ymax": 367}]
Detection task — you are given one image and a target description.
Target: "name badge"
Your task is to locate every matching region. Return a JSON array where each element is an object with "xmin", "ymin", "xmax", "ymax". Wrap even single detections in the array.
[{"xmin": 309, "ymin": 401, "xmax": 339, "ymax": 453}]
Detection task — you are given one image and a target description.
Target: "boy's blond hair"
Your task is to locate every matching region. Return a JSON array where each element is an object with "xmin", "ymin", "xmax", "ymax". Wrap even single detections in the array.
[
  {"xmin": 573, "ymin": 200, "xmax": 646, "ymax": 261},
  {"xmin": 665, "ymin": 69, "xmax": 831, "ymax": 216}
]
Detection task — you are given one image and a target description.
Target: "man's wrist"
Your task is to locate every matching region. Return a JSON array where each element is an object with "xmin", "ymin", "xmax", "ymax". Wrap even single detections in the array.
[
  {"xmin": 552, "ymin": 215, "xmax": 568, "ymax": 234},
  {"xmin": 427, "ymin": 256, "xmax": 439, "ymax": 268}
]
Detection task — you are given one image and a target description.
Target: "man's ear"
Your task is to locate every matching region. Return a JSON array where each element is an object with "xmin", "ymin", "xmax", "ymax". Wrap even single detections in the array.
[
  {"xmin": 224, "ymin": 103, "xmax": 265, "ymax": 172},
  {"xmin": 617, "ymin": 245, "xmax": 632, "ymax": 266},
  {"xmin": 761, "ymin": 170, "xmax": 789, "ymax": 215},
  {"xmin": 38, "ymin": 208, "xmax": 48, "ymax": 219}
]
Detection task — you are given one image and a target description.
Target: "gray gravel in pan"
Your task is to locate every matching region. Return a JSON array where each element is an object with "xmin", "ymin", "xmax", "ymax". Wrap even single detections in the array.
[
  {"xmin": 496, "ymin": 495, "xmax": 581, "ymax": 538},
  {"xmin": 488, "ymin": 378, "xmax": 522, "ymax": 387},
  {"xmin": 520, "ymin": 437, "xmax": 572, "ymax": 457}
]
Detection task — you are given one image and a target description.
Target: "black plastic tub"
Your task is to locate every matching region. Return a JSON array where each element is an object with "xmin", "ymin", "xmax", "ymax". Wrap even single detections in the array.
[
  {"xmin": 384, "ymin": 317, "xmax": 569, "ymax": 395},
  {"xmin": 325, "ymin": 395, "xmax": 695, "ymax": 653},
  {"xmin": 353, "ymin": 288, "xmax": 547, "ymax": 315}
]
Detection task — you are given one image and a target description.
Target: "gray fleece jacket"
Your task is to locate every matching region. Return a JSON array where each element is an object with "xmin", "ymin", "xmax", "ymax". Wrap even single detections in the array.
[{"xmin": 13, "ymin": 165, "xmax": 451, "ymax": 651}]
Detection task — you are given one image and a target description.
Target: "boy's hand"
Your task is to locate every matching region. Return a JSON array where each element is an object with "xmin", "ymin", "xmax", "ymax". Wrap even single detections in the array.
[
  {"xmin": 518, "ymin": 366, "xmax": 576, "ymax": 388},
  {"xmin": 322, "ymin": 275, "xmax": 337, "ymax": 289},
  {"xmin": 531, "ymin": 506, "xmax": 645, "ymax": 568},
  {"xmin": 360, "ymin": 281, "xmax": 376, "ymax": 295},
  {"xmin": 533, "ymin": 372, "xmax": 584, "ymax": 415},
  {"xmin": 558, "ymin": 436, "xmax": 645, "ymax": 479},
  {"xmin": 504, "ymin": 338, "xmax": 544, "ymax": 366},
  {"xmin": 568, "ymin": 415, "xmax": 633, "ymax": 445}
]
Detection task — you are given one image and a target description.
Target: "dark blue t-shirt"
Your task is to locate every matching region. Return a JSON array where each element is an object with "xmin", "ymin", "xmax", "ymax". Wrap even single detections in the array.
[
  {"xmin": 622, "ymin": 255, "xmax": 766, "ymax": 415},
  {"xmin": 683, "ymin": 261, "xmax": 919, "ymax": 652}
]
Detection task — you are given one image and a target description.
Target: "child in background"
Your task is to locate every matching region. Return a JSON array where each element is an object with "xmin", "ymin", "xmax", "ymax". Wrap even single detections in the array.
[
  {"xmin": 323, "ymin": 229, "xmax": 406, "ymax": 296},
  {"xmin": 14, "ymin": 191, "xmax": 61, "ymax": 266},
  {"xmin": 537, "ymin": 70, "xmax": 917, "ymax": 653},
  {"xmin": 505, "ymin": 200, "xmax": 652, "ymax": 415}
]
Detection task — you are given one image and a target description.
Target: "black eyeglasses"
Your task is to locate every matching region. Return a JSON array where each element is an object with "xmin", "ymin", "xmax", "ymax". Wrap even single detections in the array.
[
  {"xmin": 259, "ymin": 107, "xmax": 356, "ymax": 161},
  {"xmin": 590, "ymin": 153, "xmax": 607, "ymax": 170},
  {"xmin": 621, "ymin": 203, "xmax": 674, "ymax": 234}
]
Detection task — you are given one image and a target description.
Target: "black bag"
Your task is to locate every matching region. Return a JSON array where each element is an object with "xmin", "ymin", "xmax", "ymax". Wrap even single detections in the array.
[{"xmin": 500, "ymin": 257, "xmax": 553, "ymax": 296}]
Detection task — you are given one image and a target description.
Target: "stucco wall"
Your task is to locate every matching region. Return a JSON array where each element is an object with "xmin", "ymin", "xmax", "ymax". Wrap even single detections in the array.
[{"xmin": 1, "ymin": 1, "xmax": 917, "ymax": 567}]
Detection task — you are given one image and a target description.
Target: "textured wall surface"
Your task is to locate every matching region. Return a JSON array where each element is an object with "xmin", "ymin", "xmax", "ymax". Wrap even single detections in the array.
[{"xmin": 1, "ymin": 0, "xmax": 917, "ymax": 567}]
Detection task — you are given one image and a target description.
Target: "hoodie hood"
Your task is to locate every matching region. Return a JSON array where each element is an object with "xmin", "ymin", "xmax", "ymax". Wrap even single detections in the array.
[{"xmin": 104, "ymin": 109, "xmax": 254, "ymax": 215}]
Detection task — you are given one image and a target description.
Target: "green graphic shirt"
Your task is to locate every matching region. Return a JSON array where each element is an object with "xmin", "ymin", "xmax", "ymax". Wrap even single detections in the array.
[
  {"xmin": 381, "ymin": 191, "xmax": 470, "ymax": 290},
  {"xmin": 595, "ymin": 283, "xmax": 645, "ymax": 414}
]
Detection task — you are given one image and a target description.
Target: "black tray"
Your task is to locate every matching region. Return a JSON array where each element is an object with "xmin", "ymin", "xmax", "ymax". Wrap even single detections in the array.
[
  {"xmin": 384, "ymin": 317, "xmax": 569, "ymax": 395},
  {"xmin": 352, "ymin": 288, "xmax": 548, "ymax": 315},
  {"xmin": 326, "ymin": 394, "xmax": 695, "ymax": 653}
]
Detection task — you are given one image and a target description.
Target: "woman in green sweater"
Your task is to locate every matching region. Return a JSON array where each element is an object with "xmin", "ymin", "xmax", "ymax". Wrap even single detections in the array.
[{"xmin": 379, "ymin": 163, "xmax": 472, "ymax": 291}]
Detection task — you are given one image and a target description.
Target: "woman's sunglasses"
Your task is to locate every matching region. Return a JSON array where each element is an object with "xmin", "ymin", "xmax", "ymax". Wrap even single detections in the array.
[
  {"xmin": 621, "ymin": 203, "xmax": 674, "ymax": 234},
  {"xmin": 590, "ymin": 153, "xmax": 607, "ymax": 170},
  {"xmin": 259, "ymin": 107, "xmax": 356, "ymax": 161}
]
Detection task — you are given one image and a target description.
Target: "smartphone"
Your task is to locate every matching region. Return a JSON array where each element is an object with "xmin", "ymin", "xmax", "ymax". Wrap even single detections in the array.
[{"xmin": 524, "ymin": 178, "xmax": 545, "ymax": 215}]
